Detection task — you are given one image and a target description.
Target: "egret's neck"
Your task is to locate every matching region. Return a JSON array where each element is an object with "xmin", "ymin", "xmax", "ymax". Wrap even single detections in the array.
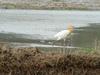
[{"xmin": 68, "ymin": 29, "xmax": 73, "ymax": 33}]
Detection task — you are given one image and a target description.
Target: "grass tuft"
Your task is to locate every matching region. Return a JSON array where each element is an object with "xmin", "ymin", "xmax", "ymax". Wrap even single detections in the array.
[{"xmin": 0, "ymin": 43, "xmax": 100, "ymax": 75}]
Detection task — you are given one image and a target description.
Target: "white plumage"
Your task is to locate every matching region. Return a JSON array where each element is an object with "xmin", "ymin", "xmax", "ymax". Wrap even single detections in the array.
[
  {"xmin": 54, "ymin": 24, "xmax": 73, "ymax": 41},
  {"xmin": 53, "ymin": 24, "xmax": 74, "ymax": 49},
  {"xmin": 54, "ymin": 30, "xmax": 71, "ymax": 41}
]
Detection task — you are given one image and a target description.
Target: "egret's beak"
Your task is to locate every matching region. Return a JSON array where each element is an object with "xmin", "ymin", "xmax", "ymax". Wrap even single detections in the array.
[{"xmin": 67, "ymin": 24, "xmax": 74, "ymax": 32}]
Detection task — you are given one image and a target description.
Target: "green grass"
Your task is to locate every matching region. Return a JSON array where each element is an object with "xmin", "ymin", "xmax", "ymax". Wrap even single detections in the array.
[{"xmin": 80, "ymin": 48, "xmax": 94, "ymax": 52}]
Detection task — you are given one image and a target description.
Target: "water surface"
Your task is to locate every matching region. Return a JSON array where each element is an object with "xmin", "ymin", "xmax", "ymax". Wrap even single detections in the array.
[{"xmin": 0, "ymin": 9, "xmax": 100, "ymax": 48}]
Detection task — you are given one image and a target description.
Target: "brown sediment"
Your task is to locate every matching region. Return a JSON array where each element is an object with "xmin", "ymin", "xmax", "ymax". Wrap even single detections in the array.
[{"xmin": 0, "ymin": 43, "xmax": 100, "ymax": 75}]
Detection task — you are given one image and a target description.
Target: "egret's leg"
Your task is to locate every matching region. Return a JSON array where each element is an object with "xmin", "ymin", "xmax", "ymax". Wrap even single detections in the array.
[
  {"xmin": 52, "ymin": 40, "xmax": 57, "ymax": 47},
  {"xmin": 69, "ymin": 39, "xmax": 71, "ymax": 45},
  {"xmin": 52, "ymin": 41, "xmax": 55, "ymax": 47},
  {"xmin": 70, "ymin": 36, "xmax": 73, "ymax": 46},
  {"xmin": 63, "ymin": 39, "xmax": 66, "ymax": 54}
]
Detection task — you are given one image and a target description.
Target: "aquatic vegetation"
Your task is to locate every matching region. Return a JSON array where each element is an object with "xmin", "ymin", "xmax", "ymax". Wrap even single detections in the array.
[{"xmin": 80, "ymin": 48, "xmax": 94, "ymax": 52}]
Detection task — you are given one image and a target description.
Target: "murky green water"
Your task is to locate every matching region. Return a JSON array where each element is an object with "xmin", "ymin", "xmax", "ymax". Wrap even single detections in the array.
[{"xmin": 73, "ymin": 23, "xmax": 100, "ymax": 48}]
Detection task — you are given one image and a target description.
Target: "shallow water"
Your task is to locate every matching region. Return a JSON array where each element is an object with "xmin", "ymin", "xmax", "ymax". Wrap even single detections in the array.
[{"xmin": 0, "ymin": 9, "xmax": 100, "ymax": 48}]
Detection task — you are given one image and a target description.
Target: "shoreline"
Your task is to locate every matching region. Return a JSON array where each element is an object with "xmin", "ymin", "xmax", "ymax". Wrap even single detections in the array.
[
  {"xmin": 1, "ymin": 8, "xmax": 100, "ymax": 11},
  {"xmin": 0, "ymin": 2, "xmax": 100, "ymax": 10}
]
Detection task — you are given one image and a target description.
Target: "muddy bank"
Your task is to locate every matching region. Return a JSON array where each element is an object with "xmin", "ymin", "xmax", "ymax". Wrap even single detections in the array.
[{"xmin": 0, "ymin": 43, "xmax": 100, "ymax": 75}]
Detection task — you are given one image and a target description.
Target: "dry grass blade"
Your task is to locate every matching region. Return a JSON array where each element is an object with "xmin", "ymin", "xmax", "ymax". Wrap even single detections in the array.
[{"xmin": 0, "ymin": 43, "xmax": 100, "ymax": 75}]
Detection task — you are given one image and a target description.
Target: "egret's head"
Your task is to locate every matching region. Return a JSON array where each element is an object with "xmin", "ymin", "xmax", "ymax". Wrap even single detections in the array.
[{"xmin": 67, "ymin": 23, "xmax": 74, "ymax": 32}]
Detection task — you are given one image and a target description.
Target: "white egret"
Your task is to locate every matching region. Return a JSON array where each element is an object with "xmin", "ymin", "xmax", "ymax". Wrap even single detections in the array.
[{"xmin": 53, "ymin": 24, "xmax": 74, "ymax": 51}]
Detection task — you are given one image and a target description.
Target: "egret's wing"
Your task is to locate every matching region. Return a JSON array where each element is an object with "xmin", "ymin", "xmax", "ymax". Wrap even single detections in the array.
[{"xmin": 54, "ymin": 30, "xmax": 70, "ymax": 40}]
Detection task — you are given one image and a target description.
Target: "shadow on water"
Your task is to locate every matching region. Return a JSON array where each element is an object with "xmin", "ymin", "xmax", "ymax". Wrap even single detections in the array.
[
  {"xmin": 42, "ymin": 23, "xmax": 100, "ymax": 49},
  {"xmin": 73, "ymin": 23, "xmax": 100, "ymax": 48},
  {"xmin": 0, "ymin": 23, "xmax": 100, "ymax": 50}
]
